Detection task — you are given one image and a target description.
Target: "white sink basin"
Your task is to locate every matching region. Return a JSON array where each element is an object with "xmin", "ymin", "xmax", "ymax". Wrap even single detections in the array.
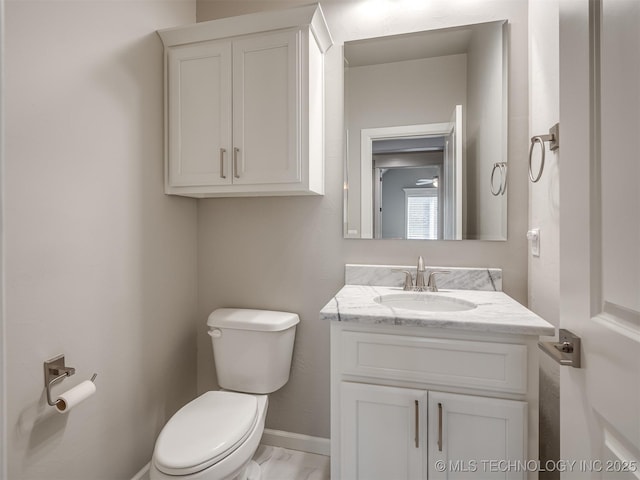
[{"xmin": 374, "ymin": 293, "xmax": 477, "ymax": 312}]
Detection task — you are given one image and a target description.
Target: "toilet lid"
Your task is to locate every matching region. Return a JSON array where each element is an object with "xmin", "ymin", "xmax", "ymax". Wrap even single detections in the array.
[{"xmin": 153, "ymin": 391, "xmax": 258, "ymax": 476}]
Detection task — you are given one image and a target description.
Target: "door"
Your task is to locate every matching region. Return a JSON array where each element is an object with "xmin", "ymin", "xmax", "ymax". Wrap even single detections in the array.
[
  {"xmin": 340, "ymin": 382, "xmax": 427, "ymax": 480},
  {"xmin": 374, "ymin": 167, "xmax": 383, "ymax": 238},
  {"xmin": 443, "ymin": 105, "xmax": 463, "ymax": 240},
  {"xmin": 232, "ymin": 29, "xmax": 301, "ymax": 185},
  {"xmin": 428, "ymin": 391, "xmax": 527, "ymax": 480},
  {"xmin": 167, "ymin": 40, "xmax": 232, "ymax": 187},
  {"xmin": 559, "ymin": 0, "xmax": 640, "ymax": 478}
]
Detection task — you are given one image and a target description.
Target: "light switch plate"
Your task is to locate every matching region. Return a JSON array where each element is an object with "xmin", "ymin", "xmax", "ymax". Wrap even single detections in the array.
[{"xmin": 527, "ymin": 228, "xmax": 540, "ymax": 257}]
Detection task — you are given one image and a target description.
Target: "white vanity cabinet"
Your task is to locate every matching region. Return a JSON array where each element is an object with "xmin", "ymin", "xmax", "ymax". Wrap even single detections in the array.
[
  {"xmin": 157, "ymin": 5, "xmax": 332, "ymax": 197},
  {"xmin": 341, "ymin": 382, "xmax": 428, "ymax": 480},
  {"xmin": 427, "ymin": 391, "xmax": 526, "ymax": 480},
  {"xmin": 331, "ymin": 323, "xmax": 539, "ymax": 480},
  {"xmin": 340, "ymin": 382, "xmax": 527, "ymax": 480}
]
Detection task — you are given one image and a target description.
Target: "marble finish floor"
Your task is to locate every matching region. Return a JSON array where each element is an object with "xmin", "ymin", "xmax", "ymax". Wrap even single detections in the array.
[{"xmin": 254, "ymin": 445, "xmax": 330, "ymax": 480}]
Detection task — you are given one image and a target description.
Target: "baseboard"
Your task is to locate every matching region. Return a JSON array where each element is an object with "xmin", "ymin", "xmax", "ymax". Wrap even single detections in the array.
[
  {"xmin": 131, "ymin": 462, "xmax": 150, "ymax": 480},
  {"xmin": 261, "ymin": 428, "xmax": 330, "ymax": 457}
]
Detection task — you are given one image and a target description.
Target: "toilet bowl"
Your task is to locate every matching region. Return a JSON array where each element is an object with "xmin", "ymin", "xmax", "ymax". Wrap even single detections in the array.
[
  {"xmin": 150, "ymin": 308, "xmax": 299, "ymax": 480},
  {"xmin": 150, "ymin": 392, "xmax": 268, "ymax": 480}
]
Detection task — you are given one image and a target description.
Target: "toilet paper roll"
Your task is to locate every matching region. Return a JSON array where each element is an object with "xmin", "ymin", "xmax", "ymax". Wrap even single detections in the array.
[{"xmin": 55, "ymin": 380, "xmax": 96, "ymax": 414}]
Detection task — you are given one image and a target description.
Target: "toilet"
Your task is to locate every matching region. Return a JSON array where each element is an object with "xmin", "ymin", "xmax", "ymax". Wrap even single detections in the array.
[{"xmin": 150, "ymin": 308, "xmax": 300, "ymax": 480}]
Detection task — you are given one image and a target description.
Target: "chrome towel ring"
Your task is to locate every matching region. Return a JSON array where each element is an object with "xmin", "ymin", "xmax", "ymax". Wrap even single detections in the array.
[
  {"xmin": 490, "ymin": 162, "xmax": 508, "ymax": 196},
  {"xmin": 528, "ymin": 136, "xmax": 546, "ymax": 182},
  {"xmin": 529, "ymin": 123, "xmax": 559, "ymax": 183}
]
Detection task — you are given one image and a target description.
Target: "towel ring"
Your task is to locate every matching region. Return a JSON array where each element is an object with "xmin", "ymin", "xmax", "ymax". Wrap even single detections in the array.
[
  {"xmin": 528, "ymin": 136, "xmax": 546, "ymax": 183},
  {"xmin": 491, "ymin": 162, "xmax": 507, "ymax": 196},
  {"xmin": 528, "ymin": 123, "xmax": 560, "ymax": 183}
]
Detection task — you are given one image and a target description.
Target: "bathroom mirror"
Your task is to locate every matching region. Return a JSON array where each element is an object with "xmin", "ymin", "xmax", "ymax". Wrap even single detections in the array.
[{"xmin": 344, "ymin": 20, "xmax": 508, "ymax": 240}]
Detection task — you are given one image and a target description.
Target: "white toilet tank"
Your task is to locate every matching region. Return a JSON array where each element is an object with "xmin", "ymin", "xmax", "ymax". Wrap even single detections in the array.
[{"xmin": 207, "ymin": 308, "xmax": 300, "ymax": 394}]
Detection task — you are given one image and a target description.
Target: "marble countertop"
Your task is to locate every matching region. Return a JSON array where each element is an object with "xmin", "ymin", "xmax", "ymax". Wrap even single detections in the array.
[{"xmin": 320, "ymin": 285, "xmax": 555, "ymax": 336}]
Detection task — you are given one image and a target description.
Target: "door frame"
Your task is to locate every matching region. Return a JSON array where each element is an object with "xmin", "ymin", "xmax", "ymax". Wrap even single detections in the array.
[
  {"xmin": 0, "ymin": 0, "xmax": 7, "ymax": 475},
  {"xmin": 360, "ymin": 122, "xmax": 451, "ymax": 238}
]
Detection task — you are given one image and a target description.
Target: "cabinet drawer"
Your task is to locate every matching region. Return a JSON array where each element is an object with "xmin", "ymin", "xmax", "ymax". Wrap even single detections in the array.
[{"xmin": 341, "ymin": 331, "xmax": 527, "ymax": 394}]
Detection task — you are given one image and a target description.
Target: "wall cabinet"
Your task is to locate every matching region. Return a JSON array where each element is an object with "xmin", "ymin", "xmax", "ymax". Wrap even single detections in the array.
[
  {"xmin": 158, "ymin": 5, "xmax": 332, "ymax": 197},
  {"xmin": 331, "ymin": 323, "xmax": 539, "ymax": 480}
]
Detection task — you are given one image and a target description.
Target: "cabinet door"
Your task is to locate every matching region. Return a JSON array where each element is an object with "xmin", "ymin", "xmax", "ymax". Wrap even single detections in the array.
[
  {"xmin": 232, "ymin": 29, "xmax": 301, "ymax": 185},
  {"xmin": 428, "ymin": 391, "xmax": 527, "ymax": 480},
  {"xmin": 341, "ymin": 382, "xmax": 427, "ymax": 480},
  {"xmin": 167, "ymin": 41, "xmax": 232, "ymax": 187}
]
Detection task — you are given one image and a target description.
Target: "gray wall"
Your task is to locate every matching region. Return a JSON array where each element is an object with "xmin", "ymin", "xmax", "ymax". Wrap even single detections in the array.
[
  {"xmin": 196, "ymin": 0, "xmax": 530, "ymax": 439},
  {"xmin": 466, "ymin": 22, "xmax": 507, "ymax": 240},
  {"xmin": 5, "ymin": 1, "xmax": 199, "ymax": 478},
  {"xmin": 529, "ymin": 0, "xmax": 561, "ymax": 478}
]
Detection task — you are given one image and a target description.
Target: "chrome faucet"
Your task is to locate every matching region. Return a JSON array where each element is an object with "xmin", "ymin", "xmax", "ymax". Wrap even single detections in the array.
[
  {"xmin": 397, "ymin": 270, "xmax": 414, "ymax": 290},
  {"xmin": 395, "ymin": 257, "xmax": 451, "ymax": 292},
  {"xmin": 426, "ymin": 270, "xmax": 451, "ymax": 292},
  {"xmin": 414, "ymin": 256, "xmax": 427, "ymax": 291},
  {"xmin": 395, "ymin": 256, "xmax": 428, "ymax": 291}
]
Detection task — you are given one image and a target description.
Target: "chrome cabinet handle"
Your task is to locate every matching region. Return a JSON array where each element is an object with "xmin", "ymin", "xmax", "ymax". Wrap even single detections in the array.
[
  {"xmin": 233, "ymin": 147, "xmax": 240, "ymax": 178},
  {"xmin": 414, "ymin": 400, "xmax": 419, "ymax": 448},
  {"xmin": 219, "ymin": 148, "xmax": 226, "ymax": 179},
  {"xmin": 438, "ymin": 402, "xmax": 443, "ymax": 452}
]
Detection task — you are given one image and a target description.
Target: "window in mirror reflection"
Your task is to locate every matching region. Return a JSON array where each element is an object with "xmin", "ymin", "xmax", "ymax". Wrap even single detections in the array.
[{"xmin": 405, "ymin": 188, "xmax": 438, "ymax": 239}]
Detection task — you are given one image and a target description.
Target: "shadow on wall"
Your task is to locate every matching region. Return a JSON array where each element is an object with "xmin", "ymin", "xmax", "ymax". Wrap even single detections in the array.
[
  {"xmin": 539, "ymin": 353, "xmax": 560, "ymax": 480},
  {"xmin": 7, "ymin": 11, "xmax": 197, "ymax": 478},
  {"xmin": 89, "ymin": 30, "xmax": 199, "ymax": 474},
  {"xmin": 15, "ymin": 392, "xmax": 68, "ymax": 468}
]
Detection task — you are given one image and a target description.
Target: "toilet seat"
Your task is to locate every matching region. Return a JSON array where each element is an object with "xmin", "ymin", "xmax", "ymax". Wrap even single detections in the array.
[{"xmin": 153, "ymin": 391, "xmax": 259, "ymax": 476}]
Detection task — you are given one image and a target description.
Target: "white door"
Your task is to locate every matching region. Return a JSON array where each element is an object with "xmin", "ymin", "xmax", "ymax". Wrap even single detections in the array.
[
  {"xmin": 428, "ymin": 391, "xmax": 527, "ymax": 480},
  {"xmin": 559, "ymin": 0, "xmax": 640, "ymax": 478},
  {"xmin": 443, "ymin": 105, "xmax": 463, "ymax": 240},
  {"xmin": 232, "ymin": 29, "xmax": 300, "ymax": 185},
  {"xmin": 167, "ymin": 40, "xmax": 232, "ymax": 187},
  {"xmin": 340, "ymin": 382, "xmax": 427, "ymax": 480},
  {"xmin": 374, "ymin": 167, "xmax": 383, "ymax": 238}
]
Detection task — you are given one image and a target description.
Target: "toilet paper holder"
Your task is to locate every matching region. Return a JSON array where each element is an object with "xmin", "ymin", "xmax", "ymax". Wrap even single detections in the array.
[{"xmin": 44, "ymin": 354, "xmax": 97, "ymax": 407}]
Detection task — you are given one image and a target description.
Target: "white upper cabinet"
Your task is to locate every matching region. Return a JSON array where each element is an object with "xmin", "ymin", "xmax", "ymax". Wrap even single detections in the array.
[
  {"xmin": 231, "ymin": 30, "xmax": 300, "ymax": 187},
  {"xmin": 167, "ymin": 40, "xmax": 232, "ymax": 188},
  {"xmin": 157, "ymin": 4, "xmax": 332, "ymax": 197}
]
